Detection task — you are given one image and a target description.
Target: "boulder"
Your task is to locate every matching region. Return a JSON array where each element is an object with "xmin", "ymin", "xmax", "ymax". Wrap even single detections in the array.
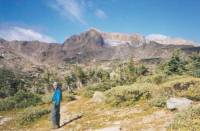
[
  {"xmin": 0, "ymin": 116, "xmax": 12, "ymax": 125},
  {"xmin": 92, "ymin": 91, "xmax": 106, "ymax": 103},
  {"xmin": 166, "ymin": 97, "xmax": 193, "ymax": 111}
]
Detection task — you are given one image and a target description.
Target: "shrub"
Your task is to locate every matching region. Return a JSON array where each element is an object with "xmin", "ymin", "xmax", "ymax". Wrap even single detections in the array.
[
  {"xmin": 151, "ymin": 74, "xmax": 167, "ymax": 85},
  {"xmin": 64, "ymin": 93, "xmax": 76, "ymax": 102},
  {"xmin": 149, "ymin": 96, "xmax": 167, "ymax": 108},
  {"xmin": 95, "ymin": 69, "xmax": 110, "ymax": 82},
  {"xmin": 192, "ymin": 69, "xmax": 200, "ymax": 78},
  {"xmin": 0, "ymin": 91, "xmax": 42, "ymax": 111},
  {"xmin": 178, "ymin": 84, "xmax": 200, "ymax": 101},
  {"xmin": 114, "ymin": 59, "xmax": 148, "ymax": 85},
  {"xmin": 0, "ymin": 68, "xmax": 26, "ymax": 98},
  {"xmin": 136, "ymin": 76, "xmax": 152, "ymax": 83},
  {"xmin": 65, "ymin": 73, "xmax": 77, "ymax": 90},
  {"xmin": 41, "ymin": 93, "xmax": 52, "ymax": 104},
  {"xmin": 105, "ymin": 85, "xmax": 151, "ymax": 107},
  {"xmin": 136, "ymin": 65, "xmax": 148, "ymax": 76},
  {"xmin": 19, "ymin": 108, "xmax": 50, "ymax": 125},
  {"xmin": 13, "ymin": 91, "xmax": 42, "ymax": 108},
  {"xmin": 168, "ymin": 106, "xmax": 200, "ymax": 131},
  {"xmin": 88, "ymin": 82, "xmax": 117, "ymax": 92},
  {"xmin": 136, "ymin": 73, "xmax": 167, "ymax": 85},
  {"xmin": 159, "ymin": 77, "xmax": 200, "ymax": 101},
  {"xmin": 82, "ymin": 89, "xmax": 94, "ymax": 98},
  {"xmin": 82, "ymin": 81, "xmax": 117, "ymax": 98},
  {"xmin": 186, "ymin": 54, "xmax": 200, "ymax": 78},
  {"xmin": 0, "ymin": 97, "xmax": 15, "ymax": 111}
]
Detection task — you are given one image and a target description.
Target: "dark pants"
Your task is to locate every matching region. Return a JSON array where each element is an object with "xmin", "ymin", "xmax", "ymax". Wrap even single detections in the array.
[{"xmin": 51, "ymin": 103, "xmax": 60, "ymax": 127}]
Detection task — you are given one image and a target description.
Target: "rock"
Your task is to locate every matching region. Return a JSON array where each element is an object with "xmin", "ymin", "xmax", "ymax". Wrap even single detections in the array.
[
  {"xmin": 166, "ymin": 97, "xmax": 193, "ymax": 111},
  {"xmin": 0, "ymin": 116, "xmax": 12, "ymax": 125},
  {"xmin": 92, "ymin": 91, "xmax": 106, "ymax": 103},
  {"xmin": 95, "ymin": 126, "xmax": 121, "ymax": 131}
]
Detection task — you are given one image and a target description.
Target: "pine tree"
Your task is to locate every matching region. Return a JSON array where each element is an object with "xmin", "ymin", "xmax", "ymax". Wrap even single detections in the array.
[
  {"xmin": 187, "ymin": 53, "xmax": 200, "ymax": 77},
  {"xmin": 164, "ymin": 49, "xmax": 186, "ymax": 75}
]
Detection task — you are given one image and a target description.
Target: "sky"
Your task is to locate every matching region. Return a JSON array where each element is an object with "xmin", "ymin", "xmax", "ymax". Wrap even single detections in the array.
[{"xmin": 0, "ymin": 0, "xmax": 200, "ymax": 43}]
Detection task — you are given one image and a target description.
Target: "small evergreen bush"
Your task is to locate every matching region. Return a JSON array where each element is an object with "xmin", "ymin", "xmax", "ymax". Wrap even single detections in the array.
[
  {"xmin": 82, "ymin": 81, "xmax": 117, "ymax": 98},
  {"xmin": 0, "ymin": 91, "xmax": 42, "ymax": 111},
  {"xmin": 149, "ymin": 96, "xmax": 167, "ymax": 108},
  {"xmin": 105, "ymin": 85, "xmax": 151, "ymax": 106},
  {"xmin": 19, "ymin": 108, "xmax": 50, "ymax": 125}
]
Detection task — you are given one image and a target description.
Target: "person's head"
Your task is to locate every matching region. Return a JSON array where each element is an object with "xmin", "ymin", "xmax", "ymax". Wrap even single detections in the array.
[{"xmin": 53, "ymin": 82, "xmax": 58, "ymax": 90}]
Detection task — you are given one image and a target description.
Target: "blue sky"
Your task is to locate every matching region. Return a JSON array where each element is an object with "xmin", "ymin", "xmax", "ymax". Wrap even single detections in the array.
[{"xmin": 0, "ymin": 0, "xmax": 199, "ymax": 43}]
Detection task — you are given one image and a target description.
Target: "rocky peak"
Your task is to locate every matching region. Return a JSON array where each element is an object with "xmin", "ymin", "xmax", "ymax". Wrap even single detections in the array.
[
  {"xmin": 86, "ymin": 28, "xmax": 101, "ymax": 34},
  {"xmin": 64, "ymin": 28, "xmax": 104, "ymax": 47}
]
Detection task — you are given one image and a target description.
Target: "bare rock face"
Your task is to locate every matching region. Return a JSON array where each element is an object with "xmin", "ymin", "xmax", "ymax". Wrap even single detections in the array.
[
  {"xmin": 102, "ymin": 32, "xmax": 146, "ymax": 47},
  {"xmin": 146, "ymin": 34, "xmax": 197, "ymax": 46}
]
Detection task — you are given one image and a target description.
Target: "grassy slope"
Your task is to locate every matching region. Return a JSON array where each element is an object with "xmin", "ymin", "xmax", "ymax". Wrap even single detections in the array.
[
  {"xmin": 1, "ymin": 75, "xmax": 200, "ymax": 131},
  {"xmin": 20, "ymin": 98, "xmax": 173, "ymax": 131}
]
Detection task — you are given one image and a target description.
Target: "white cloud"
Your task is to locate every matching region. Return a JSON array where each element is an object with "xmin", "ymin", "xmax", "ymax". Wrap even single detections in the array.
[
  {"xmin": 95, "ymin": 9, "xmax": 107, "ymax": 19},
  {"xmin": 51, "ymin": 0, "xmax": 86, "ymax": 24},
  {"xmin": 49, "ymin": 0, "xmax": 108, "ymax": 24},
  {"xmin": 0, "ymin": 26, "xmax": 56, "ymax": 43}
]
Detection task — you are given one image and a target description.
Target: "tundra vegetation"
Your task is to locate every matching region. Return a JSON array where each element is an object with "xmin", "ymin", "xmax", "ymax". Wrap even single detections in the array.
[{"xmin": 0, "ymin": 50, "xmax": 200, "ymax": 130}]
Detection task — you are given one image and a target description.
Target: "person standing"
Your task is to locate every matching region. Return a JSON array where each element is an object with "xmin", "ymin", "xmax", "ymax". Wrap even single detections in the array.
[{"xmin": 51, "ymin": 82, "xmax": 62, "ymax": 129}]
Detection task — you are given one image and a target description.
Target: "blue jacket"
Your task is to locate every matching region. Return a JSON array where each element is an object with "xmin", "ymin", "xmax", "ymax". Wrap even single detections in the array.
[{"xmin": 52, "ymin": 87, "xmax": 62, "ymax": 106}]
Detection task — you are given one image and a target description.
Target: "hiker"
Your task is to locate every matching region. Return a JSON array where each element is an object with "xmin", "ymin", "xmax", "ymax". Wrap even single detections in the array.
[{"xmin": 51, "ymin": 82, "xmax": 62, "ymax": 129}]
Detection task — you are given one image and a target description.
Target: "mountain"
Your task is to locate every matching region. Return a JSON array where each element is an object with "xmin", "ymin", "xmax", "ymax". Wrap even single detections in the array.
[
  {"xmin": 146, "ymin": 34, "xmax": 197, "ymax": 46},
  {"xmin": 0, "ymin": 28, "xmax": 199, "ymax": 72}
]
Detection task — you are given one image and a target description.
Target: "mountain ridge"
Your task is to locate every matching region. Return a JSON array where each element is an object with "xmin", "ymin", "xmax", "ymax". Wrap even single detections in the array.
[{"xmin": 0, "ymin": 28, "xmax": 200, "ymax": 72}]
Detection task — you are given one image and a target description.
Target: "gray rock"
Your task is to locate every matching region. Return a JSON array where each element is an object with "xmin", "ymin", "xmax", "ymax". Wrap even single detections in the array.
[
  {"xmin": 92, "ymin": 91, "xmax": 106, "ymax": 103},
  {"xmin": 0, "ymin": 116, "xmax": 12, "ymax": 125},
  {"xmin": 166, "ymin": 97, "xmax": 193, "ymax": 111}
]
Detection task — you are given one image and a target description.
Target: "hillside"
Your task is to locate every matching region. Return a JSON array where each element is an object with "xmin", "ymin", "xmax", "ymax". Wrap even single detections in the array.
[{"xmin": 1, "ymin": 75, "xmax": 200, "ymax": 131}]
